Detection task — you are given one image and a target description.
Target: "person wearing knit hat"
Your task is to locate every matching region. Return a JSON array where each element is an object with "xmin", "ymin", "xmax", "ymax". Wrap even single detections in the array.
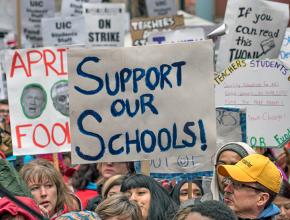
[
  {"xmin": 218, "ymin": 154, "xmax": 283, "ymax": 219},
  {"xmin": 201, "ymin": 142, "xmax": 256, "ymax": 201}
]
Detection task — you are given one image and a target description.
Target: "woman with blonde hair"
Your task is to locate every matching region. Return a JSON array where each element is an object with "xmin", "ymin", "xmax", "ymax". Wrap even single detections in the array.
[
  {"xmin": 96, "ymin": 193, "xmax": 142, "ymax": 220},
  {"xmin": 101, "ymin": 175, "xmax": 127, "ymax": 199},
  {"xmin": 20, "ymin": 159, "xmax": 81, "ymax": 219}
]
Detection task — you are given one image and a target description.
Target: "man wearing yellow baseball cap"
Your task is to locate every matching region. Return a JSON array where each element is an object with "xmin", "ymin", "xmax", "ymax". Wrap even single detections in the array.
[{"xmin": 217, "ymin": 154, "xmax": 283, "ymax": 219}]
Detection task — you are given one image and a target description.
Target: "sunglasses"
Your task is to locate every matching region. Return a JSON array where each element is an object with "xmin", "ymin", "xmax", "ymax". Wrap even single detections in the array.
[{"xmin": 223, "ymin": 177, "xmax": 264, "ymax": 192}]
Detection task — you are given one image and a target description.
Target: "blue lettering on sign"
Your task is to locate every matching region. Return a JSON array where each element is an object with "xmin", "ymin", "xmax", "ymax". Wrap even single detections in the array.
[
  {"xmin": 74, "ymin": 119, "xmax": 207, "ymax": 161},
  {"xmin": 76, "ymin": 110, "xmax": 105, "ymax": 161},
  {"xmin": 75, "ymin": 56, "xmax": 186, "ymax": 96},
  {"xmin": 152, "ymin": 36, "xmax": 166, "ymax": 44}
]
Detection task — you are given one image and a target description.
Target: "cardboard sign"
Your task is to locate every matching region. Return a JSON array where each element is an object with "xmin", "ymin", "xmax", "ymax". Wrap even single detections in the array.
[
  {"xmin": 130, "ymin": 15, "xmax": 184, "ymax": 46},
  {"xmin": 145, "ymin": 0, "xmax": 177, "ymax": 17},
  {"xmin": 68, "ymin": 40, "xmax": 216, "ymax": 164},
  {"xmin": 216, "ymin": 0, "xmax": 289, "ymax": 72},
  {"xmin": 21, "ymin": 0, "xmax": 55, "ymax": 48},
  {"xmin": 149, "ymin": 107, "xmax": 246, "ymax": 179},
  {"xmin": 280, "ymin": 28, "xmax": 290, "ymax": 65},
  {"xmin": 42, "ymin": 16, "xmax": 86, "ymax": 46},
  {"xmin": 83, "ymin": 2, "xmax": 125, "ymax": 15},
  {"xmin": 4, "ymin": 48, "xmax": 70, "ymax": 155},
  {"xmin": 61, "ymin": 0, "xmax": 102, "ymax": 17},
  {"xmin": 215, "ymin": 59, "xmax": 290, "ymax": 147},
  {"xmin": 147, "ymin": 28, "xmax": 205, "ymax": 45},
  {"xmin": 85, "ymin": 14, "xmax": 125, "ymax": 47}
]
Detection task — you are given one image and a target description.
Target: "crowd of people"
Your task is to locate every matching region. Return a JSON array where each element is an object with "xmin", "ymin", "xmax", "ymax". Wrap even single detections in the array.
[{"xmin": 0, "ymin": 141, "xmax": 290, "ymax": 220}]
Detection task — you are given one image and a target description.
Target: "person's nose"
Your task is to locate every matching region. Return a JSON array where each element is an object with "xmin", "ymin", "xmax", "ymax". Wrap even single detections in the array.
[
  {"xmin": 130, "ymin": 193, "xmax": 138, "ymax": 201},
  {"xmin": 40, "ymin": 186, "xmax": 47, "ymax": 197},
  {"xmin": 224, "ymin": 182, "xmax": 234, "ymax": 193}
]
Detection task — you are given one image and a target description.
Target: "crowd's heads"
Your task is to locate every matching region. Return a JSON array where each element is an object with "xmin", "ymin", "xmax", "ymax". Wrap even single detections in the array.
[
  {"xmin": 21, "ymin": 84, "xmax": 46, "ymax": 119},
  {"xmin": 20, "ymin": 159, "xmax": 80, "ymax": 217},
  {"xmin": 102, "ymin": 174, "xmax": 127, "ymax": 199},
  {"xmin": 214, "ymin": 142, "xmax": 256, "ymax": 196},
  {"xmin": 51, "ymin": 80, "xmax": 69, "ymax": 117},
  {"xmin": 96, "ymin": 193, "xmax": 142, "ymax": 220},
  {"xmin": 218, "ymin": 154, "xmax": 282, "ymax": 218},
  {"xmin": 173, "ymin": 200, "xmax": 237, "ymax": 220},
  {"xmin": 120, "ymin": 174, "xmax": 178, "ymax": 220},
  {"xmin": 171, "ymin": 179, "xmax": 204, "ymax": 205},
  {"xmin": 55, "ymin": 210, "xmax": 101, "ymax": 220}
]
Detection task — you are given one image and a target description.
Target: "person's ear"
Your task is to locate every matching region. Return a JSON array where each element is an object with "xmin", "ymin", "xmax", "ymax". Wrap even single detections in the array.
[{"xmin": 257, "ymin": 192, "xmax": 270, "ymax": 207}]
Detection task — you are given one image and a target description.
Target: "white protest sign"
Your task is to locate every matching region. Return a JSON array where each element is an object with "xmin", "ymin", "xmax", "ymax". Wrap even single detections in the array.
[
  {"xmin": 147, "ymin": 28, "xmax": 205, "ymax": 45},
  {"xmin": 0, "ymin": 0, "xmax": 16, "ymax": 32},
  {"xmin": 4, "ymin": 48, "xmax": 70, "ymax": 155},
  {"xmin": 61, "ymin": 0, "xmax": 102, "ymax": 17},
  {"xmin": 280, "ymin": 28, "xmax": 290, "ymax": 65},
  {"xmin": 85, "ymin": 14, "xmax": 125, "ymax": 47},
  {"xmin": 215, "ymin": 59, "xmax": 290, "ymax": 147},
  {"xmin": 216, "ymin": 0, "xmax": 289, "ymax": 72},
  {"xmin": 149, "ymin": 107, "xmax": 246, "ymax": 177},
  {"xmin": 42, "ymin": 16, "xmax": 86, "ymax": 46},
  {"xmin": 83, "ymin": 2, "xmax": 125, "ymax": 15},
  {"xmin": 68, "ymin": 40, "xmax": 216, "ymax": 164},
  {"xmin": 21, "ymin": 0, "xmax": 55, "ymax": 48},
  {"xmin": 145, "ymin": 0, "xmax": 177, "ymax": 17}
]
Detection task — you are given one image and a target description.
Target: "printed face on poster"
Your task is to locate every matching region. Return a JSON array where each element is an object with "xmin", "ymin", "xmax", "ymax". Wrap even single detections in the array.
[
  {"xmin": 4, "ymin": 48, "xmax": 71, "ymax": 156},
  {"xmin": 216, "ymin": 0, "xmax": 289, "ymax": 72},
  {"xmin": 68, "ymin": 40, "xmax": 216, "ymax": 164},
  {"xmin": 215, "ymin": 59, "xmax": 290, "ymax": 147}
]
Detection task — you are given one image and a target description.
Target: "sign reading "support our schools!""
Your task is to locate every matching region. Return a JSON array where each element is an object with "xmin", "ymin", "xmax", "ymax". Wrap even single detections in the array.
[{"xmin": 68, "ymin": 41, "xmax": 216, "ymax": 164}]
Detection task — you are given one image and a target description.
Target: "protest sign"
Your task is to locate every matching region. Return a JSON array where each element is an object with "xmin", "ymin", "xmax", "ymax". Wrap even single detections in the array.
[
  {"xmin": 85, "ymin": 14, "xmax": 125, "ymax": 47},
  {"xmin": 280, "ymin": 28, "xmax": 290, "ymax": 66},
  {"xmin": 68, "ymin": 40, "xmax": 216, "ymax": 164},
  {"xmin": 21, "ymin": 0, "xmax": 55, "ymax": 48},
  {"xmin": 147, "ymin": 28, "xmax": 205, "ymax": 45},
  {"xmin": 0, "ymin": 0, "xmax": 15, "ymax": 32},
  {"xmin": 130, "ymin": 15, "xmax": 184, "ymax": 46},
  {"xmin": 149, "ymin": 107, "xmax": 246, "ymax": 179},
  {"xmin": 215, "ymin": 59, "xmax": 290, "ymax": 147},
  {"xmin": 83, "ymin": 2, "xmax": 126, "ymax": 15},
  {"xmin": 42, "ymin": 16, "xmax": 86, "ymax": 46},
  {"xmin": 4, "ymin": 47, "xmax": 70, "ymax": 155},
  {"xmin": 61, "ymin": 0, "xmax": 102, "ymax": 17},
  {"xmin": 145, "ymin": 0, "xmax": 177, "ymax": 17},
  {"xmin": 216, "ymin": 0, "xmax": 289, "ymax": 72}
]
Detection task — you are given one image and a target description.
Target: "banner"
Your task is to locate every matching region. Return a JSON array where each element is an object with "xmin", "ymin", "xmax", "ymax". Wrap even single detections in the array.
[
  {"xmin": 215, "ymin": 59, "xmax": 290, "ymax": 147},
  {"xmin": 130, "ymin": 15, "xmax": 184, "ymax": 46},
  {"xmin": 145, "ymin": 0, "xmax": 177, "ymax": 17},
  {"xmin": 216, "ymin": 0, "xmax": 289, "ymax": 72},
  {"xmin": 68, "ymin": 40, "xmax": 216, "ymax": 164},
  {"xmin": 42, "ymin": 16, "xmax": 86, "ymax": 46},
  {"xmin": 21, "ymin": 0, "xmax": 55, "ymax": 48},
  {"xmin": 5, "ymin": 48, "xmax": 70, "ymax": 155}
]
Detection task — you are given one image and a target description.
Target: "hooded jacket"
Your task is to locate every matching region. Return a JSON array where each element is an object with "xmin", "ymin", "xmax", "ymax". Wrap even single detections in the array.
[{"xmin": 202, "ymin": 142, "xmax": 256, "ymax": 201}]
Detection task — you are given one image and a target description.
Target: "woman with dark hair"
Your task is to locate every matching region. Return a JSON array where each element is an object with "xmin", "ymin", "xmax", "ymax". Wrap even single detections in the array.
[
  {"xmin": 171, "ymin": 179, "xmax": 204, "ymax": 205},
  {"xmin": 120, "ymin": 174, "xmax": 178, "ymax": 220},
  {"xmin": 274, "ymin": 180, "xmax": 290, "ymax": 220},
  {"xmin": 71, "ymin": 164, "xmax": 100, "ymax": 208}
]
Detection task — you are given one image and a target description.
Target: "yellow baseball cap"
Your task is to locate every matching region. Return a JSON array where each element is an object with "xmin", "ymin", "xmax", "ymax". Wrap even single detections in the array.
[{"xmin": 217, "ymin": 154, "xmax": 282, "ymax": 193}]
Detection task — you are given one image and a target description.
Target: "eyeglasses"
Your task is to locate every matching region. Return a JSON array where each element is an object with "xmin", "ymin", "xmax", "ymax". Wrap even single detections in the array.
[{"xmin": 223, "ymin": 177, "xmax": 264, "ymax": 192}]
